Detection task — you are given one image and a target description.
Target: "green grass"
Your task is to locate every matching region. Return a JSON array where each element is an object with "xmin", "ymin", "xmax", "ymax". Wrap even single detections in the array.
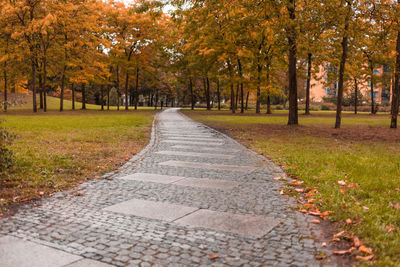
[
  {"xmin": 184, "ymin": 109, "xmax": 400, "ymax": 266},
  {"xmin": 0, "ymin": 109, "xmax": 155, "ymax": 208}
]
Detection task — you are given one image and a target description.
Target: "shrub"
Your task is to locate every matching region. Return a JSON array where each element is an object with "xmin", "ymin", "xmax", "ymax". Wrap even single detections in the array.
[{"xmin": 321, "ymin": 104, "xmax": 331, "ymax": 110}]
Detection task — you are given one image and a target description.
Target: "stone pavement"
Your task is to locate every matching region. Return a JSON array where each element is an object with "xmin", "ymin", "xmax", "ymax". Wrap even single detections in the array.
[{"xmin": 0, "ymin": 108, "xmax": 338, "ymax": 266}]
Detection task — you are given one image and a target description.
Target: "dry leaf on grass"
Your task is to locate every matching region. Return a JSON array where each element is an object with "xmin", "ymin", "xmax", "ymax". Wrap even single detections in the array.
[
  {"xmin": 338, "ymin": 180, "xmax": 347, "ymax": 186},
  {"xmin": 356, "ymin": 255, "xmax": 374, "ymax": 261},
  {"xmin": 209, "ymin": 254, "xmax": 219, "ymax": 259},
  {"xmin": 333, "ymin": 247, "xmax": 356, "ymax": 255},
  {"xmin": 386, "ymin": 225, "xmax": 395, "ymax": 233},
  {"xmin": 291, "ymin": 180, "xmax": 304, "ymax": 185},
  {"xmin": 346, "ymin": 218, "xmax": 352, "ymax": 224},
  {"xmin": 295, "ymin": 188, "xmax": 304, "ymax": 193},
  {"xmin": 322, "ymin": 242, "xmax": 327, "ymax": 247},
  {"xmin": 359, "ymin": 245, "xmax": 373, "ymax": 254},
  {"xmin": 334, "ymin": 231, "xmax": 346, "ymax": 238}
]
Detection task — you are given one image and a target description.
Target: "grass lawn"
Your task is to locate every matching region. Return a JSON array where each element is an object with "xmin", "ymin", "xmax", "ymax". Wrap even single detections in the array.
[
  {"xmin": 0, "ymin": 109, "xmax": 155, "ymax": 211},
  {"xmin": 184, "ymin": 109, "xmax": 400, "ymax": 266}
]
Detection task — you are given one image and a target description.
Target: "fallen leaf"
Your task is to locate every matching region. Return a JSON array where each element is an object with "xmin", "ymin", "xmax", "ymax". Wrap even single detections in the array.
[
  {"xmin": 298, "ymin": 209, "xmax": 308, "ymax": 213},
  {"xmin": 362, "ymin": 206, "xmax": 369, "ymax": 211},
  {"xmin": 386, "ymin": 225, "xmax": 395, "ymax": 233},
  {"xmin": 312, "ymin": 219, "xmax": 321, "ymax": 224},
  {"xmin": 0, "ymin": 213, "xmax": 3, "ymax": 217},
  {"xmin": 291, "ymin": 180, "xmax": 304, "ymax": 185},
  {"xmin": 354, "ymin": 201, "xmax": 360, "ymax": 206},
  {"xmin": 359, "ymin": 245, "xmax": 372, "ymax": 254},
  {"xmin": 356, "ymin": 255, "xmax": 374, "ymax": 261},
  {"xmin": 273, "ymin": 177, "xmax": 282, "ymax": 181},
  {"xmin": 346, "ymin": 183, "xmax": 358, "ymax": 188},
  {"xmin": 209, "ymin": 254, "xmax": 219, "ymax": 259},
  {"xmin": 395, "ymin": 187, "xmax": 399, "ymax": 191},
  {"xmin": 334, "ymin": 231, "xmax": 346, "ymax": 238},
  {"xmin": 346, "ymin": 218, "xmax": 352, "ymax": 224},
  {"xmin": 295, "ymin": 188, "xmax": 304, "ymax": 193},
  {"xmin": 279, "ymin": 190, "xmax": 284, "ymax": 195},
  {"xmin": 338, "ymin": 180, "xmax": 347, "ymax": 186},
  {"xmin": 353, "ymin": 236, "xmax": 362, "ymax": 247},
  {"xmin": 393, "ymin": 203, "xmax": 400, "ymax": 210},
  {"xmin": 39, "ymin": 191, "xmax": 44, "ymax": 195},
  {"xmin": 333, "ymin": 247, "xmax": 356, "ymax": 255},
  {"xmin": 340, "ymin": 188, "xmax": 346, "ymax": 194},
  {"xmin": 322, "ymin": 242, "xmax": 327, "ymax": 247},
  {"xmin": 95, "ymin": 176, "xmax": 100, "ymax": 179}
]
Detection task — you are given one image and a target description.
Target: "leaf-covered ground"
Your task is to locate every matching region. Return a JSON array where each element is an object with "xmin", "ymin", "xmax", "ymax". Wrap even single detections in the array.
[
  {"xmin": 0, "ymin": 109, "xmax": 155, "ymax": 210},
  {"xmin": 185, "ymin": 109, "xmax": 400, "ymax": 266}
]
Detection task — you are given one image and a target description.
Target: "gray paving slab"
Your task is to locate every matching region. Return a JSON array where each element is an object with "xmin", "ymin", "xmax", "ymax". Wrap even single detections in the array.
[
  {"xmin": 175, "ymin": 209, "xmax": 280, "ymax": 238},
  {"xmin": 159, "ymin": 160, "xmax": 258, "ymax": 172},
  {"xmin": 173, "ymin": 178, "xmax": 241, "ymax": 189},
  {"xmin": 65, "ymin": 258, "xmax": 115, "ymax": 267},
  {"xmin": 0, "ymin": 235, "xmax": 82, "ymax": 267},
  {"xmin": 103, "ymin": 198, "xmax": 198, "ymax": 222},
  {"xmin": 118, "ymin": 172, "xmax": 183, "ymax": 184},
  {"xmin": 162, "ymin": 140, "xmax": 224, "ymax": 146},
  {"xmin": 164, "ymin": 137, "xmax": 225, "ymax": 142},
  {"xmin": 155, "ymin": 150, "xmax": 235, "ymax": 159},
  {"xmin": 171, "ymin": 144, "xmax": 241, "ymax": 153}
]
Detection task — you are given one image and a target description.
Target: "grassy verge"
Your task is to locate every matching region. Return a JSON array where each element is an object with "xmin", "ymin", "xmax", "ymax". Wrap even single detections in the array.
[
  {"xmin": 184, "ymin": 109, "xmax": 400, "ymax": 266},
  {"xmin": 0, "ymin": 109, "xmax": 155, "ymax": 210}
]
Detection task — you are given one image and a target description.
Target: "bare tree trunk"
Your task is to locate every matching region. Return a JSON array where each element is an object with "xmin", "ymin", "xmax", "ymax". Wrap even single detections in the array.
[
  {"xmin": 125, "ymin": 73, "xmax": 129, "ymax": 110},
  {"xmin": 238, "ymin": 58, "xmax": 244, "ymax": 113},
  {"xmin": 116, "ymin": 65, "xmax": 120, "ymax": 111},
  {"xmin": 60, "ymin": 65, "xmax": 66, "ymax": 112},
  {"xmin": 39, "ymin": 75, "xmax": 43, "ymax": 109},
  {"xmin": 206, "ymin": 76, "xmax": 211, "ymax": 110},
  {"xmin": 305, "ymin": 53, "xmax": 312, "ymax": 115},
  {"xmin": 217, "ymin": 79, "xmax": 221, "ymax": 110},
  {"xmin": 72, "ymin": 83, "xmax": 75, "ymax": 110},
  {"xmin": 31, "ymin": 59, "xmax": 37, "ymax": 112},
  {"xmin": 235, "ymin": 83, "xmax": 239, "ymax": 110},
  {"xmin": 391, "ymin": 17, "xmax": 400, "ymax": 128},
  {"xmin": 189, "ymin": 77, "xmax": 195, "ymax": 110},
  {"xmin": 266, "ymin": 94, "xmax": 271, "ymax": 114},
  {"xmin": 370, "ymin": 61, "xmax": 375, "ymax": 114},
  {"xmin": 101, "ymin": 84, "xmax": 104, "ymax": 110},
  {"xmin": 134, "ymin": 66, "xmax": 139, "ymax": 110},
  {"xmin": 354, "ymin": 78, "xmax": 358, "ymax": 114},
  {"xmin": 335, "ymin": 2, "xmax": 351, "ymax": 129},
  {"xmin": 256, "ymin": 63, "xmax": 261, "ymax": 114},
  {"xmin": 81, "ymin": 83, "xmax": 86, "ymax": 110},
  {"xmin": 245, "ymin": 91, "xmax": 249, "ymax": 110},
  {"xmin": 43, "ymin": 54, "xmax": 47, "ymax": 112},
  {"xmin": 287, "ymin": 0, "xmax": 298, "ymax": 125},
  {"xmin": 107, "ymin": 86, "xmax": 110, "ymax": 110},
  {"xmin": 155, "ymin": 92, "xmax": 158, "ymax": 110},
  {"xmin": 3, "ymin": 47, "xmax": 7, "ymax": 112}
]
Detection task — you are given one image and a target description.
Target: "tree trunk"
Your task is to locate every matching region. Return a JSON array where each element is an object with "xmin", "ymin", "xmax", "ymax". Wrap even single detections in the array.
[
  {"xmin": 391, "ymin": 20, "xmax": 400, "ymax": 128},
  {"xmin": 72, "ymin": 83, "xmax": 75, "ymax": 110},
  {"xmin": 3, "ymin": 53, "xmax": 7, "ymax": 112},
  {"xmin": 256, "ymin": 63, "xmax": 261, "ymax": 114},
  {"xmin": 305, "ymin": 53, "xmax": 312, "ymax": 115},
  {"xmin": 39, "ymin": 75, "xmax": 43, "ymax": 109},
  {"xmin": 370, "ymin": 61, "xmax": 375, "ymax": 114},
  {"xmin": 155, "ymin": 93, "xmax": 158, "ymax": 110},
  {"xmin": 189, "ymin": 77, "xmax": 195, "ymax": 110},
  {"xmin": 335, "ymin": 3, "xmax": 351, "ymax": 129},
  {"xmin": 238, "ymin": 59, "xmax": 244, "ymax": 113},
  {"xmin": 43, "ymin": 55, "xmax": 47, "ymax": 112},
  {"xmin": 107, "ymin": 86, "xmax": 110, "ymax": 110},
  {"xmin": 116, "ymin": 65, "xmax": 120, "ymax": 111},
  {"xmin": 125, "ymin": 73, "xmax": 129, "ymax": 110},
  {"xmin": 287, "ymin": 0, "xmax": 298, "ymax": 125},
  {"xmin": 354, "ymin": 78, "xmax": 358, "ymax": 114},
  {"xmin": 235, "ymin": 83, "xmax": 239, "ymax": 110},
  {"xmin": 101, "ymin": 84, "xmax": 104, "ymax": 110},
  {"xmin": 31, "ymin": 59, "xmax": 37, "ymax": 112},
  {"xmin": 266, "ymin": 94, "xmax": 271, "ymax": 114},
  {"xmin": 60, "ymin": 65, "xmax": 66, "ymax": 112},
  {"xmin": 134, "ymin": 66, "xmax": 139, "ymax": 110},
  {"xmin": 206, "ymin": 77, "xmax": 211, "ymax": 110},
  {"xmin": 81, "ymin": 83, "xmax": 86, "ymax": 110},
  {"xmin": 217, "ymin": 79, "xmax": 221, "ymax": 110},
  {"xmin": 245, "ymin": 91, "xmax": 249, "ymax": 110}
]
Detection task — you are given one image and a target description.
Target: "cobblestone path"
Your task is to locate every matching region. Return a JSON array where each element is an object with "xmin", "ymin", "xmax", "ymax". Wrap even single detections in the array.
[{"xmin": 0, "ymin": 108, "xmax": 337, "ymax": 267}]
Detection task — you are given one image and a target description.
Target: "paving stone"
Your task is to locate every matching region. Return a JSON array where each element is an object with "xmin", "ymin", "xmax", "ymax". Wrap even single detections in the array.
[
  {"xmin": 103, "ymin": 198, "xmax": 198, "ymax": 222},
  {"xmin": 173, "ymin": 178, "xmax": 241, "ymax": 190},
  {"xmin": 175, "ymin": 210, "xmax": 280, "ymax": 238},
  {"xmin": 162, "ymin": 140, "xmax": 224, "ymax": 146},
  {"xmin": 155, "ymin": 150, "xmax": 235, "ymax": 159},
  {"xmin": 171, "ymin": 145, "xmax": 241, "ymax": 153},
  {"xmin": 159, "ymin": 160, "xmax": 258, "ymax": 172},
  {"xmin": 0, "ymin": 235, "xmax": 82, "ymax": 267},
  {"xmin": 118, "ymin": 173, "xmax": 183, "ymax": 184}
]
